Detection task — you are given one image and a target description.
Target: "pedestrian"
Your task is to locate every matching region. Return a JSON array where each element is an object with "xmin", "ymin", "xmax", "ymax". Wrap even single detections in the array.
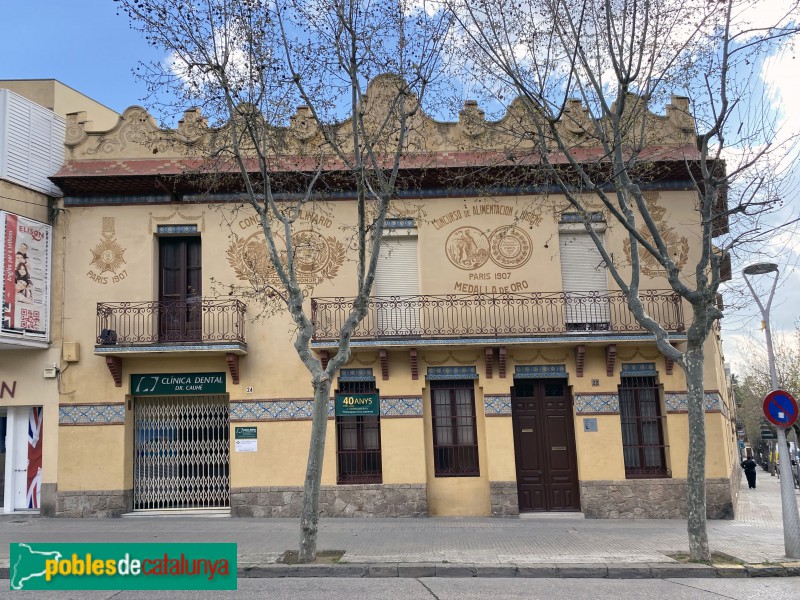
[{"xmin": 742, "ymin": 453, "xmax": 757, "ymax": 489}]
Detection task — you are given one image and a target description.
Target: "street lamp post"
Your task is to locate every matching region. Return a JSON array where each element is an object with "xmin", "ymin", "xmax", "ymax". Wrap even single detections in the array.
[{"xmin": 743, "ymin": 262, "xmax": 800, "ymax": 558}]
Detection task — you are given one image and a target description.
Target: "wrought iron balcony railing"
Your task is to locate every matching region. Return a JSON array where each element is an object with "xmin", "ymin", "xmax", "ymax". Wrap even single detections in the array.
[
  {"xmin": 96, "ymin": 299, "xmax": 246, "ymax": 346},
  {"xmin": 311, "ymin": 291, "xmax": 683, "ymax": 342}
]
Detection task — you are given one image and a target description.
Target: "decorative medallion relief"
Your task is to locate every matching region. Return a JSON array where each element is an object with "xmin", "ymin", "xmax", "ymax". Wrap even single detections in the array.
[
  {"xmin": 227, "ymin": 229, "xmax": 345, "ymax": 287},
  {"xmin": 435, "ymin": 203, "xmax": 542, "ymax": 294},
  {"xmin": 446, "ymin": 227, "xmax": 490, "ymax": 270},
  {"xmin": 623, "ymin": 193, "xmax": 689, "ymax": 277},
  {"xmin": 87, "ymin": 218, "xmax": 127, "ymax": 285}
]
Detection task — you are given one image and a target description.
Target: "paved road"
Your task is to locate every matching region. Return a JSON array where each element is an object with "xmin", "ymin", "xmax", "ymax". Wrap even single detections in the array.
[
  {"xmin": 1, "ymin": 470, "xmax": 799, "ymax": 572},
  {"xmin": 1, "ymin": 577, "xmax": 799, "ymax": 599}
]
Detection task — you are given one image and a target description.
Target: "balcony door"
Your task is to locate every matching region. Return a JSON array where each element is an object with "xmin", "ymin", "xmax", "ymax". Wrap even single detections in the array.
[
  {"xmin": 159, "ymin": 236, "xmax": 202, "ymax": 342},
  {"xmin": 374, "ymin": 236, "xmax": 420, "ymax": 336},
  {"xmin": 559, "ymin": 229, "xmax": 610, "ymax": 330}
]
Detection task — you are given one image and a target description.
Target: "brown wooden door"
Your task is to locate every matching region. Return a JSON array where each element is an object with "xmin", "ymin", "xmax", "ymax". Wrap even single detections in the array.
[
  {"xmin": 511, "ymin": 379, "xmax": 580, "ymax": 512},
  {"xmin": 159, "ymin": 237, "xmax": 202, "ymax": 342}
]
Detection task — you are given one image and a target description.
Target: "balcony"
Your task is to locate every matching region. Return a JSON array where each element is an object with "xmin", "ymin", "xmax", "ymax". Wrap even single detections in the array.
[
  {"xmin": 311, "ymin": 290, "xmax": 684, "ymax": 344},
  {"xmin": 95, "ymin": 299, "xmax": 247, "ymax": 355},
  {"xmin": 94, "ymin": 298, "xmax": 247, "ymax": 387}
]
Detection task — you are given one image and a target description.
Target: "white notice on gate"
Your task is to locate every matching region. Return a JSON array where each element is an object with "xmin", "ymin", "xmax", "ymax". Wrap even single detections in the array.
[{"xmin": 235, "ymin": 439, "xmax": 257, "ymax": 452}]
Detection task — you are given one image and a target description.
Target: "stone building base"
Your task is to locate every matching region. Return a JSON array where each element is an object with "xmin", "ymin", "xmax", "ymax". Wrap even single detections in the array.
[
  {"xmin": 230, "ymin": 484, "xmax": 428, "ymax": 518},
  {"xmin": 580, "ymin": 478, "xmax": 734, "ymax": 519},
  {"xmin": 56, "ymin": 489, "xmax": 132, "ymax": 518},
  {"xmin": 490, "ymin": 481, "xmax": 519, "ymax": 516}
]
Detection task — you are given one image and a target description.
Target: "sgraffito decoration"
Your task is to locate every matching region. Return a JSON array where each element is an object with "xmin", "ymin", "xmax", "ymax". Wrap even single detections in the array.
[
  {"xmin": 623, "ymin": 193, "xmax": 689, "ymax": 277},
  {"xmin": 227, "ymin": 229, "xmax": 346, "ymax": 287},
  {"xmin": 446, "ymin": 227, "xmax": 490, "ymax": 270},
  {"xmin": 446, "ymin": 225, "xmax": 532, "ymax": 271},
  {"xmin": 87, "ymin": 217, "xmax": 127, "ymax": 285},
  {"xmin": 90, "ymin": 218, "xmax": 126, "ymax": 273}
]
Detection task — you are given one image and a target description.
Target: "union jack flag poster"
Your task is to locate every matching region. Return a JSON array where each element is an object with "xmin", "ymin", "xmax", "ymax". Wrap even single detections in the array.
[{"xmin": 26, "ymin": 407, "xmax": 42, "ymax": 509}]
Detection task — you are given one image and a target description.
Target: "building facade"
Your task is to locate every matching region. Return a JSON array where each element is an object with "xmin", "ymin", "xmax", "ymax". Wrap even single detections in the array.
[
  {"xmin": 0, "ymin": 83, "xmax": 119, "ymax": 515},
  {"xmin": 46, "ymin": 77, "xmax": 739, "ymax": 518}
]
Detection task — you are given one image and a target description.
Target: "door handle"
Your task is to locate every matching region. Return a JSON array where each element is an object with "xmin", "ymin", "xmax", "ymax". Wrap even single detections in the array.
[
  {"xmin": 552, "ymin": 446, "xmax": 566, "ymax": 451},
  {"xmin": 521, "ymin": 428, "xmax": 533, "ymax": 433}
]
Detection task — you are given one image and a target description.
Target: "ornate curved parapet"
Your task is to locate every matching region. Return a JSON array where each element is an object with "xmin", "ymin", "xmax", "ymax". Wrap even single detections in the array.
[{"xmin": 62, "ymin": 75, "xmax": 698, "ymax": 162}]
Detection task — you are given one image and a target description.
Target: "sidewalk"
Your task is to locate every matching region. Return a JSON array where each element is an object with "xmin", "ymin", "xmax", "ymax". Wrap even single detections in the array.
[{"xmin": 2, "ymin": 472, "xmax": 799, "ymax": 579}]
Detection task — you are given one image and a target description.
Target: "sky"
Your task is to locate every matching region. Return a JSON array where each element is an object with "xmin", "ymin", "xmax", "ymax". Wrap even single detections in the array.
[
  {"xmin": 1, "ymin": 0, "xmax": 798, "ymax": 375},
  {"xmin": 0, "ymin": 1, "xmax": 158, "ymax": 114}
]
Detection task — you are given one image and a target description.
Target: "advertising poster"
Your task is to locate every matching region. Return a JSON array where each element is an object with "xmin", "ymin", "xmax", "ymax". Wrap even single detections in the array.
[{"xmin": 1, "ymin": 211, "xmax": 51, "ymax": 337}]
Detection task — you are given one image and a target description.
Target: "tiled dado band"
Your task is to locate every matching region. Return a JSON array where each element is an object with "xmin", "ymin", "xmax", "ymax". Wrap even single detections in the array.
[
  {"xmin": 58, "ymin": 398, "xmax": 424, "ymax": 425},
  {"xmin": 229, "ymin": 397, "xmax": 424, "ymax": 420},
  {"xmin": 575, "ymin": 392, "xmax": 724, "ymax": 414},
  {"xmin": 59, "ymin": 404, "xmax": 125, "ymax": 425},
  {"xmin": 59, "ymin": 391, "xmax": 724, "ymax": 425}
]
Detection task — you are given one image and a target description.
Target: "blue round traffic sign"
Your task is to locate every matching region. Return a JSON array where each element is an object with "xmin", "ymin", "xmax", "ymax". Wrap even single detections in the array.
[{"xmin": 762, "ymin": 389, "xmax": 799, "ymax": 428}]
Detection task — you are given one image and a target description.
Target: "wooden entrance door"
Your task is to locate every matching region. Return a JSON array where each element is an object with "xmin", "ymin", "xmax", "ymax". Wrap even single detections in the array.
[
  {"xmin": 511, "ymin": 379, "xmax": 580, "ymax": 512},
  {"xmin": 159, "ymin": 237, "xmax": 202, "ymax": 342}
]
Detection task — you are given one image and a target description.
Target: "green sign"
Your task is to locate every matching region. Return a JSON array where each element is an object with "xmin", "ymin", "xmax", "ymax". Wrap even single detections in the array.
[
  {"xmin": 131, "ymin": 373, "xmax": 226, "ymax": 396},
  {"xmin": 235, "ymin": 427, "xmax": 257, "ymax": 440},
  {"xmin": 9, "ymin": 543, "xmax": 236, "ymax": 590},
  {"xmin": 335, "ymin": 393, "xmax": 380, "ymax": 416}
]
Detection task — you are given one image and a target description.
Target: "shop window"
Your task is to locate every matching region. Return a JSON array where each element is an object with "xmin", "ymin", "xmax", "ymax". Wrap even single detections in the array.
[
  {"xmin": 619, "ymin": 375, "xmax": 670, "ymax": 478},
  {"xmin": 336, "ymin": 380, "xmax": 382, "ymax": 484},
  {"xmin": 430, "ymin": 379, "xmax": 479, "ymax": 477}
]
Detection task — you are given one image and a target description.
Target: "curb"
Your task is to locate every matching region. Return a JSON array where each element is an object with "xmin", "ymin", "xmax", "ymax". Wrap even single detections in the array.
[
  {"xmin": 234, "ymin": 562, "xmax": 800, "ymax": 579},
  {"xmin": 2, "ymin": 562, "xmax": 798, "ymax": 580}
]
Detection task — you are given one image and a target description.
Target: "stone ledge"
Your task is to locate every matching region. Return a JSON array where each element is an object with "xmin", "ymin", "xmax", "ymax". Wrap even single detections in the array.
[
  {"xmin": 648, "ymin": 563, "xmax": 717, "ymax": 578},
  {"xmin": 745, "ymin": 564, "xmax": 788, "ymax": 577},
  {"xmin": 517, "ymin": 564, "xmax": 559, "ymax": 577},
  {"xmin": 398, "ymin": 563, "xmax": 437, "ymax": 577},
  {"xmin": 580, "ymin": 478, "xmax": 734, "ymax": 519},
  {"xmin": 605, "ymin": 564, "xmax": 652, "ymax": 579},
  {"xmin": 556, "ymin": 564, "xmax": 608, "ymax": 577},
  {"xmin": 230, "ymin": 484, "xmax": 428, "ymax": 518}
]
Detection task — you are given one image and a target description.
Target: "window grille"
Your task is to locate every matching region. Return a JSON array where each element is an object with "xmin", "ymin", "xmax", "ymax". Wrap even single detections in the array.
[
  {"xmin": 619, "ymin": 376, "xmax": 670, "ymax": 478},
  {"xmin": 335, "ymin": 380, "xmax": 382, "ymax": 484},
  {"xmin": 430, "ymin": 379, "xmax": 479, "ymax": 477}
]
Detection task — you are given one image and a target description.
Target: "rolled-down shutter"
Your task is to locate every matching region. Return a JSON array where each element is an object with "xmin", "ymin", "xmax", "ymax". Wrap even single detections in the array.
[
  {"xmin": 374, "ymin": 237, "xmax": 420, "ymax": 335},
  {"xmin": 559, "ymin": 230, "xmax": 610, "ymax": 326}
]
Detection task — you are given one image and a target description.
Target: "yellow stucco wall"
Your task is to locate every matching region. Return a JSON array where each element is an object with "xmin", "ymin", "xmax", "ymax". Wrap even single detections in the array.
[
  {"xmin": 58, "ymin": 425, "xmax": 127, "ymax": 491},
  {"xmin": 380, "ymin": 419, "xmax": 427, "ymax": 484},
  {"xmin": 665, "ymin": 412, "xmax": 731, "ymax": 479},
  {"xmin": 574, "ymin": 415, "xmax": 627, "ymax": 480},
  {"xmin": 230, "ymin": 420, "xmax": 335, "ymax": 487},
  {"xmin": 423, "ymin": 385, "xmax": 491, "ymax": 516},
  {"xmin": 485, "ymin": 417, "xmax": 516, "ymax": 481}
]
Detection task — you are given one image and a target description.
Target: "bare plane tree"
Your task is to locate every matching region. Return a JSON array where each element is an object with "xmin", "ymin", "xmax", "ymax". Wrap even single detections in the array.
[
  {"xmin": 444, "ymin": 0, "xmax": 800, "ymax": 560},
  {"xmin": 117, "ymin": 0, "xmax": 450, "ymax": 561}
]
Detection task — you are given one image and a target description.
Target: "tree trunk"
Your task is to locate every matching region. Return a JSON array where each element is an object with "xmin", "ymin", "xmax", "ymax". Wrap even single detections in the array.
[
  {"xmin": 298, "ymin": 372, "xmax": 332, "ymax": 562},
  {"xmin": 685, "ymin": 339, "xmax": 711, "ymax": 562}
]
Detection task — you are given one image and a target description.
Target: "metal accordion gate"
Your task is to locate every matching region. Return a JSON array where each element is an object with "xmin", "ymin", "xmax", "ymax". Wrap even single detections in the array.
[{"xmin": 133, "ymin": 395, "xmax": 230, "ymax": 510}]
